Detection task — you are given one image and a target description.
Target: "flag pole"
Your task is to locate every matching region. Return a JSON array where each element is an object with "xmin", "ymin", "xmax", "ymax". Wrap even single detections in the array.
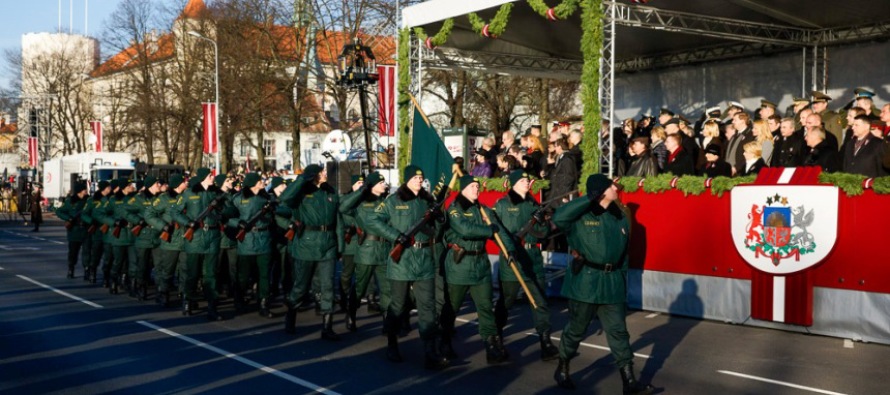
[{"xmin": 408, "ymin": 93, "xmax": 432, "ymax": 128}]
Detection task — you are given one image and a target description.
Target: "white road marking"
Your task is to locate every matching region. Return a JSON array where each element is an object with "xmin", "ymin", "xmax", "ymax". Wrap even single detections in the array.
[
  {"xmin": 0, "ymin": 266, "xmax": 4, "ymax": 270},
  {"xmin": 843, "ymin": 339, "xmax": 854, "ymax": 349},
  {"xmin": 16, "ymin": 275, "xmax": 103, "ymax": 308},
  {"xmin": 525, "ymin": 332, "xmax": 650, "ymax": 359},
  {"xmin": 455, "ymin": 317, "xmax": 477, "ymax": 325},
  {"xmin": 717, "ymin": 370, "xmax": 848, "ymax": 395},
  {"xmin": 0, "ymin": 230, "xmax": 65, "ymax": 244},
  {"xmin": 0, "ymin": 244, "xmax": 39, "ymax": 250},
  {"xmin": 137, "ymin": 321, "xmax": 342, "ymax": 395},
  {"xmin": 645, "ymin": 313, "xmax": 659, "ymax": 318}
]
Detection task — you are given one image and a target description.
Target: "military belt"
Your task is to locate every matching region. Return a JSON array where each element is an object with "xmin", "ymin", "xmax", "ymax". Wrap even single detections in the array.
[
  {"xmin": 570, "ymin": 249, "xmax": 614, "ymax": 273},
  {"xmin": 305, "ymin": 225, "xmax": 334, "ymax": 232},
  {"xmin": 411, "ymin": 240, "xmax": 433, "ymax": 248},
  {"xmin": 448, "ymin": 243, "xmax": 485, "ymax": 256},
  {"xmin": 364, "ymin": 234, "xmax": 385, "ymax": 243},
  {"xmin": 523, "ymin": 242, "xmax": 541, "ymax": 250}
]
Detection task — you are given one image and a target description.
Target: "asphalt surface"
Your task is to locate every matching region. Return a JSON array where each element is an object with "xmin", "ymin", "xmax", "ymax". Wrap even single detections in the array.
[{"xmin": 0, "ymin": 217, "xmax": 885, "ymax": 395}]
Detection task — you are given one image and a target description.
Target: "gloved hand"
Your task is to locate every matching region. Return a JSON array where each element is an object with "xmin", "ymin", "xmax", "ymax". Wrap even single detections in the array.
[
  {"xmin": 395, "ymin": 233, "xmax": 410, "ymax": 246},
  {"xmin": 532, "ymin": 210, "xmax": 546, "ymax": 224},
  {"xmin": 238, "ymin": 220, "xmax": 248, "ymax": 230},
  {"xmin": 489, "ymin": 224, "xmax": 500, "ymax": 234}
]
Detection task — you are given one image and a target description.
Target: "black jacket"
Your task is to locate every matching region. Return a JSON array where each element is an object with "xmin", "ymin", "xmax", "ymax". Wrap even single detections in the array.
[
  {"xmin": 547, "ymin": 153, "xmax": 578, "ymax": 204},
  {"xmin": 803, "ymin": 140, "xmax": 840, "ymax": 173},
  {"xmin": 840, "ymin": 135, "xmax": 888, "ymax": 178},
  {"xmin": 626, "ymin": 152, "xmax": 658, "ymax": 177},
  {"xmin": 701, "ymin": 160, "xmax": 733, "ymax": 178},
  {"xmin": 663, "ymin": 148, "xmax": 696, "ymax": 177},
  {"xmin": 741, "ymin": 158, "xmax": 767, "ymax": 177},
  {"xmin": 770, "ymin": 133, "xmax": 806, "ymax": 167}
]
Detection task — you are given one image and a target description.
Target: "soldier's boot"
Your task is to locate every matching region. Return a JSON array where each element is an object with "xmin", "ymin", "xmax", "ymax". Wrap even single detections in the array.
[
  {"xmin": 554, "ymin": 358, "xmax": 575, "ymax": 390},
  {"xmin": 140, "ymin": 282, "xmax": 149, "ymax": 301},
  {"xmin": 484, "ymin": 335, "xmax": 508, "ymax": 365},
  {"xmin": 182, "ymin": 299, "xmax": 194, "ymax": 316},
  {"xmin": 89, "ymin": 269, "xmax": 97, "ymax": 284},
  {"xmin": 345, "ymin": 293, "xmax": 358, "ymax": 332},
  {"xmin": 155, "ymin": 290, "xmax": 165, "ymax": 306},
  {"xmin": 495, "ymin": 334, "xmax": 510, "ymax": 360},
  {"xmin": 423, "ymin": 339, "xmax": 449, "ymax": 370},
  {"xmin": 233, "ymin": 286, "xmax": 245, "ymax": 314},
  {"xmin": 259, "ymin": 298, "xmax": 273, "ymax": 319},
  {"xmin": 398, "ymin": 309, "xmax": 411, "ymax": 337},
  {"xmin": 67, "ymin": 265, "xmax": 75, "ymax": 279},
  {"xmin": 337, "ymin": 285, "xmax": 348, "ymax": 314},
  {"xmin": 438, "ymin": 331, "xmax": 457, "ymax": 360},
  {"xmin": 83, "ymin": 268, "xmax": 91, "ymax": 282},
  {"xmin": 619, "ymin": 365, "xmax": 654, "ymax": 395},
  {"xmin": 102, "ymin": 268, "xmax": 111, "ymax": 288},
  {"xmin": 321, "ymin": 314, "xmax": 341, "ymax": 341},
  {"xmin": 539, "ymin": 331, "xmax": 560, "ymax": 361},
  {"xmin": 128, "ymin": 279, "xmax": 138, "ymax": 298},
  {"xmin": 284, "ymin": 306, "xmax": 297, "ymax": 334},
  {"xmin": 207, "ymin": 299, "xmax": 223, "ymax": 322},
  {"xmin": 110, "ymin": 278, "xmax": 119, "ymax": 295}
]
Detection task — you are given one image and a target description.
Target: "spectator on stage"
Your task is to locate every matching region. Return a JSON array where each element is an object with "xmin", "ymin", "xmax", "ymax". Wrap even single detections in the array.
[
  {"xmin": 663, "ymin": 134, "xmax": 695, "ymax": 176},
  {"xmin": 649, "ymin": 126, "xmax": 668, "ymax": 171},
  {"xmin": 752, "ymin": 119, "xmax": 774, "ymax": 164},
  {"xmin": 523, "ymin": 135, "xmax": 546, "ymax": 178},
  {"xmin": 803, "ymin": 126, "xmax": 839, "ymax": 173},
  {"xmin": 728, "ymin": 112, "xmax": 756, "ymax": 176},
  {"xmin": 657, "ymin": 108, "xmax": 674, "ymax": 127},
  {"xmin": 501, "ymin": 130, "xmax": 517, "ymax": 152},
  {"xmin": 544, "ymin": 139, "xmax": 578, "ymax": 207},
  {"xmin": 759, "ymin": 100, "xmax": 778, "ymax": 123},
  {"xmin": 842, "ymin": 107, "xmax": 867, "ymax": 147},
  {"xmin": 470, "ymin": 151, "xmax": 493, "ymax": 178},
  {"xmin": 880, "ymin": 104, "xmax": 890, "ymax": 137},
  {"xmin": 840, "ymin": 115, "xmax": 889, "ymax": 178},
  {"xmin": 701, "ymin": 144, "xmax": 733, "ymax": 178},
  {"xmin": 496, "ymin": 153, "xmax": 520, "ymax": 178},
  {"xmin": 806, "ymin": 112, "xmax": 839, "ymax": 152},
  {"xmin": 625, "ymin": 137, "xmax": 658, "ymax": 177},
  {"xmin": 568, "ymin": 130, "xmax": 584, "ymax": 173},
  {"xmin": 771, "ymin": 118, "xmax": 806, "ymax": 167},
  {"xmin": 696, "ymin": 119, "xmax": 725, "ymax": 170},
  {"xmin": 767, "ymin": 114, "xmax": 782, "ymax": 138},
  {"xmin": 740, "ymin": 141, "xmax": 767, "ymax": 177},
  {"xmin": 635, "ymin": 116, "xmax": 654, "ymax": 138}
]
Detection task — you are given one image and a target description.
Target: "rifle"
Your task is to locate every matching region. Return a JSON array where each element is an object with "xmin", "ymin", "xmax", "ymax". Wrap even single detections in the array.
[
  {"xmin": 183, "ymin": 194, "xmax": 229, "ymax": 242},
  {"xmin": 131, "ymin": 219, "xmax": 148, "ymax": 237},
  {"xmin": 479, "ymin": 208, "xmax": 539, "ymax": 309},
  {"xmin": 344, "ymin": 225, "xmax": 357, "ymax": 244},
  {"xmin": 159, "ymin": 223, "xmax": 174, "ymax": 242},
  {"xmin": 229, "ymin": 200, "xmax": 277, "ymax": 242},
  {"xmin": 514, "ymin": 189, "xmax": 578, "ymax": 242},
  {"xmin": 100, "ymin": 224, "xmax": 109, "ymax": 234},
  {"xmin": 389, "ymin": 174, "xmax": 451, "ymax": 264},
  {"xmin": 64, "ymin": 210, "xmax": 84, "ymax": 231},
  {"xmin": 112, "ymin": 219, "xmax": 127, "ymax": 238}
]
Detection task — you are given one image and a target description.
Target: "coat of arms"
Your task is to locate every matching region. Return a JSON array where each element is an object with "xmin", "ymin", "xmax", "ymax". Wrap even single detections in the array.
[{"xmin": 744, "ymin": 193, "xmax": 817, "ymax": 267}]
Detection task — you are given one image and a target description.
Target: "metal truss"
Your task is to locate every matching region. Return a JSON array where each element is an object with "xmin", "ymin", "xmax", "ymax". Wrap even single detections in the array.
[
  {"xmin": 809, "ymin": 21, "xmax": 890, "ymax": 45},
  {"xmin": 803, "ymin": 45, "xmax": 828, "ymax": 94},
  {"xmin": 607, "ymin": 1, "xmax": 809, "ymax": 46},
  {"xmin": 413, "ymin": 45, "xmax": 583, "ymax": 80},
  {"xmin": 600, "ymin": 2, "xmax": 616, "ymax": 177},
  {"xmin": 615, "ymin": 42, "xmax": 788, "ymax": 73}
]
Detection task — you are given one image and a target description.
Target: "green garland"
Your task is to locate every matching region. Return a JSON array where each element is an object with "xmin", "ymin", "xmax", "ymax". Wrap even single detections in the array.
[
  {"xmin": 527, "ymin": 0, "xmax": 581, "ymax": 20},
  {"xmin": 641, "ymin": 173, "xmax": 675, "ymax": 194},
  {"xmin": 616, "ymin": 176, "xmax": 642, "ymax": 193},
  {"xmin": 468, "ymin": 3, "xmax": 513, "ymax": 37},
  {"xmin": 675, "ymin": 175, "xmax": 707, "ymax": 197},
  {"xmin": 578, "ymin": 0, "xmax": 603, "ymax": 193},
  {"xmin": 397, "ymin": 28, "xmax": 412, "ymax": 183},
  {"xmin": 873, "ymin": 176, "xmax": 890, "ymax": 194},
  {"xmin": 413, "ymin": 18, "xmax": 454, "ymax": 47},
  {"xmin": 710, "ymin": 175, "xmax": 755, "ymax": 197},
  {"xmin": 819, "ymin": 172, "xmax": 866, "ymax": 196}
]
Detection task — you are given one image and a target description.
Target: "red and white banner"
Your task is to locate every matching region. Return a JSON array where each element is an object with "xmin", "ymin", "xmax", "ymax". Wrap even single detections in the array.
[
  {"xmin": 90, "ymin": 120, "xmax": 103, "ymax": 152},
  {"xmin": 202, "ymin": 102, "xmax": 218, "ymax": 154},
  {"xmin": 730, "ymin": 167, "xmax": 838, "ymax": 326},
  {"xmin": 377, "ymin": 65, "xmax": 396, "ymax": 137},
  {"xmin": 245, "ymin": 152, "xmax": 251, "ymax": 173},
  {"xmin": 28, "ymin": 136, "xmax": 39, "ymax": 168}
]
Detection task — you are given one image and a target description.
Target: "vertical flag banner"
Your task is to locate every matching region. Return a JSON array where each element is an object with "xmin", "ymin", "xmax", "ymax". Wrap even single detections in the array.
[
  {"xmin": 377, "ymin": 65, "xmax": 396, "ymax": 137},
  {"xmin": 90, "ymin": 120, "xmax": 103, "ymax": 152},
  {"xmin": 410, "ymin": 94, "xmax": 453, "ymax": 185},
  {"xmin": 202, "ymin": 102, "xmax": 218, "ymax": 154},
  {"xmin": 28, "ymin": 134, "xmax": 39, "ymax": 168}
]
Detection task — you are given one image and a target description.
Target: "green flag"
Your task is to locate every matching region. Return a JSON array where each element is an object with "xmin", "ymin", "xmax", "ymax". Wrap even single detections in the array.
[{"xmin": 410, "ymin": 105, "xmax": 453, "ymax": 186}]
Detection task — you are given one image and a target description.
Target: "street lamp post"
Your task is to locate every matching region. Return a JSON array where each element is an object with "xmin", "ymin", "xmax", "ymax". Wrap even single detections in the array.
[{"xmin": 187, "ymin": 31, "xmax": 220, "ymax": 174}]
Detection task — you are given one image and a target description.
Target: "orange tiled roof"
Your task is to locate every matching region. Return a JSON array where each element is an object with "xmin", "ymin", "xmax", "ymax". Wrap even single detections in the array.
[
  {"xmin": 0, "ymin": 122, "xmax": 16, "ymax": 134},
  {"xmin": 91, "ymin": 33, "xmax": 176, "ymax": 78},
  {"xmin": 179, "ymin": 0, "xmax": 209, "ymax": 20}
]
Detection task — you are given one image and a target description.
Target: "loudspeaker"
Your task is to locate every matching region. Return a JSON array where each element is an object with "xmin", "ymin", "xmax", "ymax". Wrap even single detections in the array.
[{"xmin": 324, "ymin": 160, "xmax": 363, "ymax": 194}]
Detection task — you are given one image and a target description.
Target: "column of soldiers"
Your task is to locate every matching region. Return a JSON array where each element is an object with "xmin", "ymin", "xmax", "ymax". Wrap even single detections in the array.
[{"xmin": 56, "ymin": 166, "xmax": 654, "ymax": 393}]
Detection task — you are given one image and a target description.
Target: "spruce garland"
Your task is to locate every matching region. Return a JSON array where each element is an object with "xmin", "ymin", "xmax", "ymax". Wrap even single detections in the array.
[
  {"xmin": 397, "ymin": 28, "xmax": 412, "ymax": 182},
  {"xmin": 710, "ymin": 175, "xmax": 755, "ymax": 197},
  {"xmin": 578, "ymin": 0, "xmax": 603, "ymax": 193},
  {"xmin": 675, "ymin": 175, "xmax": 707, "ymax": 196},
  {"xmin": 413, "ymin": 18, "xmax": 454, "ymax": 48},
  {"xmin": 819, "ymin": 172, "xmax": 866, "ymax": 196},
  {"xmin": 527, "ymin": 0, "xmax": 582, "ymax": 20},
  {"xmin": 468, "ymin": 3, "xmax": 514, "ymax": 37}
]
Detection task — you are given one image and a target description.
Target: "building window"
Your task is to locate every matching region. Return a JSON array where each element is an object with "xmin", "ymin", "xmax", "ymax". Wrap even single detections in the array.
[
  {"xmin": 285, "ymin": 139, "xmax": 293, "ymax": 152},
  {"xmin": 240, "ymin": 139, "xmax": 251, "ymax": 156},
  {"xmin": 263, "ymin": 139, "xmax": 275, "ymax": 156}
]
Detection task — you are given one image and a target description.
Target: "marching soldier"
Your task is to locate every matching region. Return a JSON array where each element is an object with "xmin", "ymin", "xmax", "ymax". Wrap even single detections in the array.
[
  {"xmin": 56, "ymin": 182, "xmax": 90, "ymax": 279},
  {"xmin": 338, "ymin": 172, "xmax": 389, "ymax": 332},
  {"xmin": 441, "ymin": 175, "xmax": 514, "ymax": 365},
  {"xmin": 552, "ymin": 174, "xmax": 653, "ymax": 394},
  {"xmin": 338, "ymin": 175, "xmax": 364, "ymax": 330},
  {"xmin": 217, "ymin": 174, "xmax": 239, "ymax": 301},
  {"xmin": 228, "ymin": 173, "xmax": 275, "ymax": 318},
  {"xmin": 95, "ymin": 179, "xmax": 120, "ymax": 288},
  {"xmin": 492, "ymin": 170, "xmax": 559, "ymax": 361},
  {"xmin": 172, "ymin": 168, "xmax": 224, "ymax": 320},
  {"xmin": 365, "ymin": 166, "xmax": 449, "ymax": 370},
  {"xmin": 81, "ymin": 180, "xmax": 111, "ymax": 283},
  {"xmin": 268, "ymin": 176, "xmax": 292, "ymax": 302},
  {"xmin": 280, "ymin": 164, "xmax": 344, "ymax": 341},
  {"xmin": 145, "ymin": 173, "xmax": 187, "ymax": 307},
  {"xmin": 129, "ymin": 176, "xmax": 161, "ymax": 300},
  {"xmin": 96, "ymin": 178, "xmax": 136, "ymax": 295}
]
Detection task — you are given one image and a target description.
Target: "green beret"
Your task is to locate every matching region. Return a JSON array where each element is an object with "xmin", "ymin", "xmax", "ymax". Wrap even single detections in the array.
[
  {"xmin": 403, "ymin": 165, "xmax": 423, "ymax": 181},
  {"xmin": 97, "ymin": 180, "xmax": 110, "ymax": 190},
  {"xmin": 188, "ymin": 176, "xmax": 202, "ymax": 188},
  {"xmin": 195, "ymin": 167, "xmax": 211, "ymax": 182},
  {"xmin": 214, "ymin": 173, "xmax": 227, "ymax": 188},
  {"xmin": 168, "ymin": 173, "xmax": 184, "ymax": 188},
  {"xmin": 302, "ymin": 164, "xmax": 323, "ymax": 180},
  {"xmin": 269, "ymin": 176, "xmax": 285, "ymax": 189},
  {"xmin": 135, "ymin": 180, "xmax": 144, "ymax": 190},
  {"xmin": 73, "ymin": 182, "xmax": 88, "ymax": 194},
  {"xmin": 350, "ymin": 174, "xmax": 364, "ymax": 184},
  {"xmin": 109, "ymin": 179, "xmax": 120, "ymax": 190},
  {"xmin": 242, "ymin": 172, "xmax": 262, "ymax": 189},
  {"xmin": 586, "ymin": 174, "xmax": 613, "ymax": 200},
  {"xmin": 459, "ymin": 175, "xmax": 479, "ymax": 191},
  {"xmin": 143, "ymin": 176, "xmax": 158, "ymax": 189},
  {"xmin": 365, "ymin": 172, "xmax": 385, "ymax": 188},
  {"xmin": 117, "ymin": 176, "xmax": 131, "ymax": 188},
  {"xmin": 508, "ymin": 170, "xmax": 530, "ymax": 187}
]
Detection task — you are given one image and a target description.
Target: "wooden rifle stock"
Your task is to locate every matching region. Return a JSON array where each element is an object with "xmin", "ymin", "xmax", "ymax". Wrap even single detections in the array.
[{"xmin": 100, "ymin": 224, "xmax": 109, "ymax": 234}]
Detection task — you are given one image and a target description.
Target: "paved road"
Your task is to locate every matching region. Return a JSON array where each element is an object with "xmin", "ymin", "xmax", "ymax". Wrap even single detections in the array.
[{"xmin": 0, "ymin": 220, "xmax": 884, "ymax": 395}]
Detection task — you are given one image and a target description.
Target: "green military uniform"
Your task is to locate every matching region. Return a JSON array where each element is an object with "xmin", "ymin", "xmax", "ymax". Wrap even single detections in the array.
[
  {"xmin": 55, "ymin": 183, "xmax": 90, "ymax": 279},
  {"xmin": 338, "ymin": 176, "xmax": 363, "ymax": 327},
  {"xmin": 364, "ymin": 166, "xmax": 448, "ymax": 370},
  {"xmin": 94, "ymin": 179, "xmax": 136, "ymax": 294},
  {"xmin": 144, "ymin": 174, "xmax": 187, "ymax": 307},
  {"xmin": 280, "ymin": 164, "xmax": 343, "ymax": 340},
  {"xmin": 93, "ymin": 181, "xmax": 119, "ymax": 288},
  {"xmin": 129, "ymin": 178, "xmax": 160, "ymax": 300},
  {"xmin": 552, "ymin": 174, "xmax": 652, "ymax": 394},
  {"xmin": 491, "ymin": 171, "xmax": 559, "ymax": 361},
  {"xmin": 339, "ymin": 172, "xmax": 390, "ymax": 332},
  {"xmin": 172, "ymin": 168, "xmax": 224, "ymax": 319},
  {"xmin": 215, "ymin": 175, "xmax": 238, "ymax": 300},
  {"xmin": 442, "ymin": 175, "xmax": 513, "ymax": 364},
  {"xmin": 228, "ymin": 173, "xmax": 275, "ymax": 317},
  {"xmin": 80, "ymin": 181, "xmax": 111, "ymax": 283},
  {"xmin": 269, "ymin": 177, "xmax": 293, "ymax": 301}
]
